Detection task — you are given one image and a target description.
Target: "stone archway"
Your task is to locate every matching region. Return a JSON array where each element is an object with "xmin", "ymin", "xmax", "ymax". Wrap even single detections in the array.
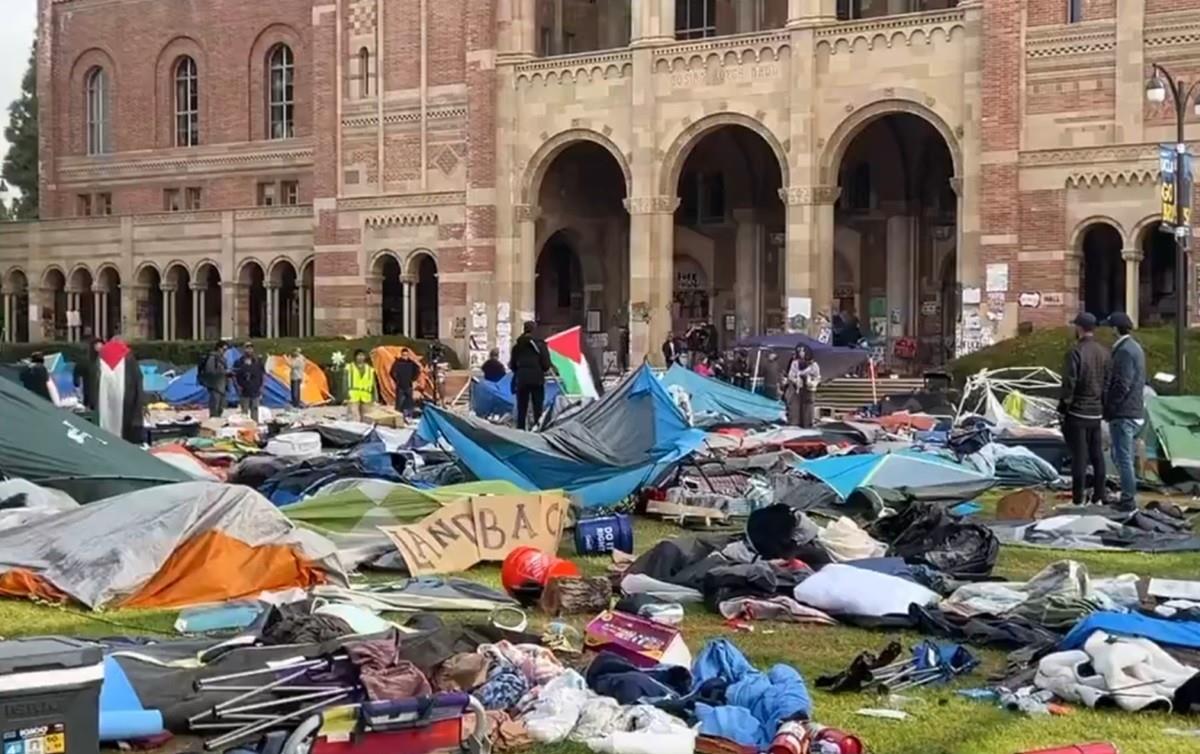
[
  {"xmin": 372, "ymin": 251, "xmax": 405, "ymax": 336},
  {"xmin": 408, "ymin": 253, "xmax": 439, "ymax": 340},
  {"xmin": 1078, "ymin": 222, "xmax": 1125, "ymax": 321},
  {"xmin": 238, "ymin": 260, "xmax": 267, "ymax": 338},
  {"xmin": 135, "ymin": 264, "xmax": 165, "ymax": 341},
  {"xmin": 194, "ymin": 262, "xmax": 222, "ymax": 340},
  {"xmin": 165, "ymin": 263, "xmax": 193, "ymax": 340},
  {"xmin": 2, "ymin": 269, "xmax": 30, "ymax": 343},
  {"xmin": 535, "ymin": 229, "xmax": 586, "ymax": 332},
  {"xmin": 67, "ymin": 266, "xmax": 95, "ymax": 342},
  {"xmin": 268, "ymin": 258, "xmax": 299, "ymax": 338},
  {"xmin": 42, "ymin": 268, "xmax": 67, "ymax": 342},
  {"xmin": 95, "ymin": 265, "xmax": 121, "ymax": 339},
  {"xmin": 1139, "ymin": 221, "xmax": 1177, "ymax": 327}
]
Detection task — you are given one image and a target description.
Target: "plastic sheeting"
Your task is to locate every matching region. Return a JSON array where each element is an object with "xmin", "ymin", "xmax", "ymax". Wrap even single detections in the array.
[
  {"xmin": 798, "ymin": 451, "xmax": 996, "ymax": 499},
  {"xmin": 659, "ymin": 364, "xmax": 784, "ymax": 427},
  {"xmin": 472, "ymin": 374, "xmax": 561, "ymax": 419}
]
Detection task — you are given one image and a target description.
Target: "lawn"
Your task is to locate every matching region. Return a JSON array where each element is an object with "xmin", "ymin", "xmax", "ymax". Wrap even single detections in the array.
[{"xmin": 3, "ymin": 516, "xmax": 1199, "ymax": 754}]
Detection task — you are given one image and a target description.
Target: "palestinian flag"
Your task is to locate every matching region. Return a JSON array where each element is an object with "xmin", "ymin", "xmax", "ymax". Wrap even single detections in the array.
[
  {"xmin": 97, "ymin": 338, "xmax": 132, "ymax": 438},
  {"xmin": 546, "ymin": 326, "xmax": 598, "ymax": 399}
]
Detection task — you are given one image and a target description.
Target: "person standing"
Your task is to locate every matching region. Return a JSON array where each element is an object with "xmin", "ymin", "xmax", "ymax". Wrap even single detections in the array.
[
  {"xmin": 344, "ymin": 349, "xmax": 377, "ymax": 422},
  {"xmin": 732, "ymin": 349, "xmax": 751, "ymax": 390},
  {"xmin": 618, "ymin": 326, "xmax": 630, "ymax": 373},
  {"xmin": 662, "ymin": 332, "xmax": 681, "ymax": 367},
  {"xmin": 694, "ymin": 355, "xmax": 715, "ymax": 378},
  {"xmin": 785, "ymin": 345, "xmax": 821, "ymax": 428},
  {"xmin": 235, "ymin": 342, "xmax": 266, "ymax": 420},
  {"xmin": 1103, "ymin": 312, "xmax": 1146, "ymax": 511},
  {"xmin": 289, "ymin": 348, "xmax": 306, "ymax": 408},
  {"xmin": 390, "ymin": 353, "xmax": 421, "ymax": 416},
  {"xmin": 95, "ymin": 338, "xmax": 146, "ymax": 445},
  {"xmin": 202, "ymin": 341, "xmax": 230, "ymax": 418},
  {"xmin": 481, "ymin": 348, "xmax": 507, "ymax": 383},
  {"xmin": 760, "ymin": 351, "xmax": 781, "ymax": 401},
  {"xmin": 19, "ymin": 352, "xmax": 52, "ymax": 402},
  {"xmin": 1059, "ymin": 313, "xmax": 1109, "ymax": 506},
  {"xmin": 509, "ymin": 321, "xmax": 551, "ymax": 430}
]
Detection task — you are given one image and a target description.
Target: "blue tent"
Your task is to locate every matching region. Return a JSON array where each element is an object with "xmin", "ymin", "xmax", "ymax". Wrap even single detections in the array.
[
  {"xmin": 798, "ymin": 451, "xmax": 995, "ymax": 499},
  {"xmin": 660, "ymin": 364, "xmax": 784, "ymax": 427},
  {"xmin": 471, "ymin": 374, "xmax": 561, "ymax": 418},
  {"xmin": 161, "ymin": 348, "xmax": 291, "ymax": 408},
  {"xmin": 1062, "ymin": 612, "xmax": 1200, "ymax": 651},
  {"xmin": 417, "ymin": 365, "xmax": 705, "ymax": 508}
]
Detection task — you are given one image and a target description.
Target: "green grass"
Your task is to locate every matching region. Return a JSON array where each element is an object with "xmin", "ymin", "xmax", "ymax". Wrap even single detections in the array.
[{"xmin": 5, "ymin": 516, "xmax": 1200, "ymax": 754}]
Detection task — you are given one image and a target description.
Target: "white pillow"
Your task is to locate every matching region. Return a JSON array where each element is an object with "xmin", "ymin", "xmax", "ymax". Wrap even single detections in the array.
[{"xmin": 793, "ymin": 564, "xmax": 938, "ymax": 618}]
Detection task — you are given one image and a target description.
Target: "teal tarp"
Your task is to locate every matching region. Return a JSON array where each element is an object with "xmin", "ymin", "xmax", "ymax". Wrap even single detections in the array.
[
  {"xmin": 660, "ymin": 364, "xmax": 784, "ymax": 427},
  {"xmin": 1145, "ymin": 395, "xmax": 1200, "ymax": 468}
]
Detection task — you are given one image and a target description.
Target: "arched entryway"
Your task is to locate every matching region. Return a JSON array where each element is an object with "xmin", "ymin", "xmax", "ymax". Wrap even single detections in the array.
[
  {"xmin": 2, "ymin": 269, "xmax": 30, "ymax": 343},
  {"xmin": 67, "ymin": 267, "xmax": 95, "ymax": 342},
  {"xmin": 194, "ymin": 262, "xmax": 222, "ymax": 340},
  {"xmin": 135, "ymin": 264, "xmax": 164, "ymax": 341},
  {"xmin": 165, "ymin": 264, "xmax": 193, "ymax": 340},
  {"xmin": 672, "ymin": 123, "xmax": 785, "ymax": 348},
  {"xmin": 533, "ymin": 140, "xmax": 629, "ymax": 349},
  {"xmin": 374, "ymin": 252, "xmax": 405, "ymax": 336},
  {"xmin": 1078, "ymin": 223, "xmax": 1125, "ymax": 321},
  {"xmin": 832, "ymin": 111, "xmax": 959, "ymax": 367},
  {"xmin": 42, "ymin": 268, "xmax": 67, "ymax": 341},
  {"xmin": 96, "ymin": 266, "xmax": 121, "ymax": 339},
  {"xmin": 411, "ymin": 253, "xmax": 439, "ymax": 340},
  {"xmin": 1139, "ymin": 222, "xmax": 1177, "ymax": 326},
  {"xmin": 269, "ymin": 259, "xmax": 299, "ymax": 338},
  {"xmin": 238, "ymin": 261, "xmax": 267, "ymax": 338}
]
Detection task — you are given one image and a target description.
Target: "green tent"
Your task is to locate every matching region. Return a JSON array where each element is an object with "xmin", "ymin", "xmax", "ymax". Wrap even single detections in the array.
[
  {"xmin": 283, "ymin": 479, "xmax": 525, "ymax": 569},
  {"xmin": 0, "ymin": 375, "xmax": 192, "ymax": 502},
  {"xmin": 1145, "ymin": 395, "xmax": 1200, "ymax": 470}
]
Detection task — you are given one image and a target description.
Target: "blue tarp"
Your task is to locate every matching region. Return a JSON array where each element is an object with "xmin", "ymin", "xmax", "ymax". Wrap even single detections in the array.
[
  {"xmin": 471, "ymin": 374, "xmax": 561, "ymax": 418},
  {"xmin": 1061, "ymin": 612, "xmax": 1200, "ymax": 651},
  {"xmin": 161, "ymin": 348, "xmax": 291, "ymax": 408},
  {"xmin": 417, "ymin": 365, "xmax": 705, "ymax": 508},
  {"xmin": 660, "ymin": 364, "xmax": 784, "ymax": 427},
  {"xmin": 798, "ymin": 451, "xmax": 995, "ymax": 498}
]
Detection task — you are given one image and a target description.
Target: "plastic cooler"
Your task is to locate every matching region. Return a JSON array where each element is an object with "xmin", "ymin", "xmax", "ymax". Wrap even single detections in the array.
[{"xmin": 0, "ymin": 637, "xmax": 103, "ymax": 754}]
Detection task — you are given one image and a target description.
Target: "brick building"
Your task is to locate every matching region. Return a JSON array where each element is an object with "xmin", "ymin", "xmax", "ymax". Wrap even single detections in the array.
[{"xmin": 0, "ymin": 0, "xmax": 1195, "ymax": 368}]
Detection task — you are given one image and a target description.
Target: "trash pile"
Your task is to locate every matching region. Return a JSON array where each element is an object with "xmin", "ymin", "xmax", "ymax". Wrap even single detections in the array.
[{"xmin": 3, "ymin": 337, "xmax": 1200, "ymax": 754}]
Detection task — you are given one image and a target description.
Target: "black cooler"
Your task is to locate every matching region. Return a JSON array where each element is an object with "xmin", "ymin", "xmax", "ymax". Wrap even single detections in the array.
[{"xmin": 0, "ymin": 637, "xmax": 103, "ymax": 754}]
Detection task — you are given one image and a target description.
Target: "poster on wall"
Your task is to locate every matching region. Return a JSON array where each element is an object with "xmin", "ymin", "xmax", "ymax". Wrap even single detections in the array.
[
  {"xmin": 985, "ymin": 263, "xmax": 1009, "ymax": 293},
  {"xmin": 469, "ymin": 303, "xmax": 488, "ymax": 369},
  {"xmin": 786, "ymin": 297, "xmax": 812, "ymax": 333},
  {"xmin": 497, "ymin": 301, "xmax": 512, "ymax": 359}
]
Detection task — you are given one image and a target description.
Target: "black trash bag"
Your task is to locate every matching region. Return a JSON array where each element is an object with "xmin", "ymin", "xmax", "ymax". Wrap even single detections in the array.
[
  {"xmin": 843, "ymin": 486, "xmax": 909, "ymax": 521},
  {"xmin": 868, "ymin": 501, "xmax": 999, "ymax": 580}
]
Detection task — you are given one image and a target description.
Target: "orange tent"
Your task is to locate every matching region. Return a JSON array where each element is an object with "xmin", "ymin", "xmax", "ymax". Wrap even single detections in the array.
[{"xmin": 371, "ymin": 346, "xmax": 436, "ymax": 406}]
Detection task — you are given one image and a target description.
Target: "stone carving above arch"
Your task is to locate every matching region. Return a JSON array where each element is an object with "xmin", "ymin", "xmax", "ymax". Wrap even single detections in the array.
[
  {"xmin": 514, "ymin": 51, "xmax": 633, "ymax": 88},
  {"xmin": 623, "ymin": 196, "xmax": 681, "ymax": 215},
  {"xmin": 363, "ymin": 212, "xmax": 439, "ymax": 229},
  {"xmin": 658, "ymin": 111, "xmax": 790, "ymax": 198},
  {"xmin": 778, "ymin": 186, "xmax": 841, "ymax": 206},
  {"xmin": 819, "ymin": 95, "xmax": 963, "ymax": 185},
  {"xmin": 521, "ymin": 128, "xmax": 633, "ymax": 205},
  {"xmin": 1065, "ymin": 169, "xmax": 1158, "ymax": 189},
  {"xmin": 814, "ymin": 9, "xmax": 964, "ymax": 55}
]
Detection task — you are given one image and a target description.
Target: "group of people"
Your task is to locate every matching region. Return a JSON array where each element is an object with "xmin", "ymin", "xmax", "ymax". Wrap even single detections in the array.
[
  {"xmin": 198, "ymin": 340, "xmax": 273, "ymax": 419},
  {"xmin": 1059, "ymin": 312, "xmax": 1147, "ymax": 510}
]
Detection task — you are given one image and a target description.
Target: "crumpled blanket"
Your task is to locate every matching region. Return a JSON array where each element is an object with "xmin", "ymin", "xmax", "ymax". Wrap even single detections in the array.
[
  {"xmin": 691, "ymin": 638, "xmax": 811, "ymax": 747},
  {"xmin": 818, "ymin": 517, "xmax": 887, "ymax": 563},
  {"xmin": 346, "ymin": 638, "xmax": 432, "ymax": 701},
  {"xmin": 717, "ymin": 595, "xmax": 837, "ymax": 625},
  {"xmin": 1035, "ymin": 630, "xmax": 1200, "ymax": 712},
  {"xmin": 480, "ymin": 641, "xmax": 565, "ymax": 686},
  {"xmin": 476, "ymin": 657, "xmax": 530, "ymax": 711}
]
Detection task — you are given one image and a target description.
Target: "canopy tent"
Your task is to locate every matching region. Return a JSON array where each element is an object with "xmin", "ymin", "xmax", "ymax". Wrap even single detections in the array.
[
  {"xmin": 1146, "ymin": 395, "xmax": 1200, "ymax": 469},
  {"xmin": 371, "ymin": 346, "xmax": 437, "ymax": 406},
  {"xmin": 417, "ymin": 365, "xmax": 706, "ymax": 508},
  {"xmin": 471, "ymin": 373, "xmax": 562, "ymax": 418},
  {"xmin": 734, "ymin": 333, "xmax": 869, "ymax": 380},
  {"xmin": 0, "ymin": 373, "xmax": 192, "ymax": 502},
  {"xmin": 799, "ymin": 451, "xmax": 996, "ymax": 499},
  {"xmin": 284, "ymin": 478, "xmax": 526, "ymax": 569},
  {"xmin": 0, "ymin": 481, "xmax": 345, "ymax": 610},
  {"xmin": 161, "ymin": 347, "xmax": 291, "ymax": 408},
  {"xmin": 660, "ymin": 363, "xmax": 784, "ymax": 427},
  {"xmin": 265, "ymin": 353, "xmax": 332, "ymax": 406}
]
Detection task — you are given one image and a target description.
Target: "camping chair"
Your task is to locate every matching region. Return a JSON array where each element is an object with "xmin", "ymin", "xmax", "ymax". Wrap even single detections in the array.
[{"xmin": 279, "ymin": 694, "xmax": 489, "ymax": 754}]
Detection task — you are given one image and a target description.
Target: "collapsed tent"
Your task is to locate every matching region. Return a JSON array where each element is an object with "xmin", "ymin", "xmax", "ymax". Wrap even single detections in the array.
[
  {"xmin": 0, "ymin": 372, "xmax": 192, "ymax": 502},
  {"xmin": 472, "ymin": 373, "xmax": 561, "ymax": 419},
  {"xmin": 734, "ymin": 333, "xmax": 869, "ymax": 380},
  {"xmin": 0, "ymin": 481, "xmax": 345, "ymax": 609},
  {"xmin": 1146, "ymin": 395, "xmax": 1200, "ymax": 469},
  {"xmin": 956, "ymin": 367, "xmax": 1061, "ymax": 428},
  {"xmin": 284, "ymin": 479, "xmax": 525, "ymax": 569},
  {"xmin": 661, "ymin": 364, "xmax": 785, "ymax": 427},
  {"xmin": 798, "ymin": 451, "xmax": 995, "ymax": 499},
  {"xmin": 417, "ymin": 365, "xmax": 706, "ymax": 507},
  {"xmin": 266, "ymin": 354, "xmax": 332, "ymax": 406},
  {"xmin": 372, "ymin": 346, "xmax": 437, "ymax": 406},
  {"xmin": 161, "ymin": 347, "xmax": 292, "ymax": 408}
]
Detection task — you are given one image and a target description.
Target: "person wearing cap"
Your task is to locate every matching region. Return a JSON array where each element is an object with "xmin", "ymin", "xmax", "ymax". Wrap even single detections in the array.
[
  {"xmin": 1103, "ymin": 312, "xmax": 1146, "ymax": 511},
  {"xmin": 1059, "ymin": 312, "xmax": 1110, "ymax": 506}
]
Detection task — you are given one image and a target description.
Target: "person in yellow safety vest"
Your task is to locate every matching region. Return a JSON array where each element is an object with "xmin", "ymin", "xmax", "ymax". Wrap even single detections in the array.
[{"xmin": 344, "ymin": 348, "xmax": 377, "ymax": 422}]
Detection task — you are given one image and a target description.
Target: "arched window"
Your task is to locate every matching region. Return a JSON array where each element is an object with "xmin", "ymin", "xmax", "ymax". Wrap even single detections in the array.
[
  {"xmin": 86, "ymin": 67, "xmax": 110, "ymax": 155},
  {"xmin": 268, "ymin": 44, "xmax": 295, "ymax": 140},
  {"xmin": 359, "ymin": 47, "xmax": 370, "ymax": 98},
  {"xmin": 174, "ymin": 56, "xmax": 199, "ymax": 147}
]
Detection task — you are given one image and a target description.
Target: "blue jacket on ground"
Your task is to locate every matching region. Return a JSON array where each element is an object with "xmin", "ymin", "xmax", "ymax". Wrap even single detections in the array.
[{"xmin": 691, "ymin": 638, "xmax": 812, "ymax": 747}]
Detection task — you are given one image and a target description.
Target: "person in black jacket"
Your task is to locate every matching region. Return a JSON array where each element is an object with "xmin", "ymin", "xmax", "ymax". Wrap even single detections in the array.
[
  {"xmin": 662, "ymin": 332, "xmax": 681, "ymax": 367},
  {"xmin": 1103, "ymin": 312, "xmax": 1146, "ymax": 511},
  {"xmin": 390, "ymin": 354, "xmax": 421, "ymax": 416},
  {"xmin": 1059, "ymin": 312, "xmax": 1110, "ymax": 506},
  {"xmin": 234, "ymin": 342, "xmax": 266, "ymax": 420},
  {"xmin": 509, "ymin": 321, "xmax": 551, "ymax": 430},
  {"xmin": 481, "ymin": 348, "xmax": 507, "ymax": 383},
  {"xmin": 20, "ymin": 352, "xmax": 52, "ymax": 402}
]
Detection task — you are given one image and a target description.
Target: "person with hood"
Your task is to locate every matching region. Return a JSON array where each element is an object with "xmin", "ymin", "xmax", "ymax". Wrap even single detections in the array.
[
  {"xmin": 201, "ymin": 341, "xmax": 230, "ymax": 418},
  {"xmin": 509, "ymin": 320, "xmax": 551, "ymax": 430},
  {"xmin": 234, "ymin": 341, "xmax": 267, "ymax": 420},
  {"xmin": 390, "ymin": 353, "xmax": 421, "ymax": 416},
  {"xmin": 20, "ymin": 352, "xmax": 52, "ymax": 402},
  {"xmin": 1103, "ymin": 312, "xmax": 1146, "ymax": 511},
  {"xmin": 74, "ymin": 337, "xmax": 102, "ymax": 411},
  {"xmin": 1059, "ymin": 312, "xmax": 1109, "ymax": 506},
  {"xmin": 785, "ymin": 345, "xmax": 821, "ymax": 428}
]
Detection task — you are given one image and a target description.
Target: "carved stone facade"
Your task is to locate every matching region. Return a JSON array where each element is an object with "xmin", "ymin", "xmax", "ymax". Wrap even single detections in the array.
[{"xmin": 1, "ymin": 0, "xmax": 1198, "ymax": 363}]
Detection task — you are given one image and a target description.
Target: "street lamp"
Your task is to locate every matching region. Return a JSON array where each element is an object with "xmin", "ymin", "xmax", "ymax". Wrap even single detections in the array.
[{"xmin": 1145, "ymin": 63, "xmax": 1200, "ymax": 393}]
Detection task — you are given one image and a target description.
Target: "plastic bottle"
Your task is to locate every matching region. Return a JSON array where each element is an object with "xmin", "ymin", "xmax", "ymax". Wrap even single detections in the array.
[{"xmin": 806, "ymin": 723, "xmax": 864, "ymax": 754}]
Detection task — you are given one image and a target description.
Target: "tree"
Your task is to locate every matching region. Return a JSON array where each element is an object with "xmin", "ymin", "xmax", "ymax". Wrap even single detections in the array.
[{"xmin": 3, "ymin": 42, "xmax": 38, "ymax": 220}]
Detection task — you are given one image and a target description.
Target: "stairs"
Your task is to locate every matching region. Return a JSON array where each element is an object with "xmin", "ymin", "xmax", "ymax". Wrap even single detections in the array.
[{"xmin": 814, "ymin": 376, "xmax": 926, "ymax": 419}]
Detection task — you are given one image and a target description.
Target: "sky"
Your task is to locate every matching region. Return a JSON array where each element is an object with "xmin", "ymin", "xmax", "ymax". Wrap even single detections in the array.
[{"xmin": 0, "ymin": 0, "xmax": 38, "ymax": 165}]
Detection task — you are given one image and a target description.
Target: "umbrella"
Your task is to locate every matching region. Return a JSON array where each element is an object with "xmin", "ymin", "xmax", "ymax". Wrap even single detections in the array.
[
  {"xmin": 798, "ymin": 451, "xmax": 995, "ymax": 499},
  {"xmin": 734, "ymin": 332, "xmax": 869, "ymax": 380}
]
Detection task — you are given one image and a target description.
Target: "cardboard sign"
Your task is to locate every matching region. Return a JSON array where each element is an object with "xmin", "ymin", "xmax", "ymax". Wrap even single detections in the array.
[{"xmin": 381, "ymin": 494, "xmax": 567, "ymax": 576}]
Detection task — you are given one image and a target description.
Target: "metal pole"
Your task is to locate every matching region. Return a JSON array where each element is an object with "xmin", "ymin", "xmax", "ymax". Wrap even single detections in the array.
[{"xmin": 1176, "ymin": 76, "xmax": 1189, "ymax": 394}]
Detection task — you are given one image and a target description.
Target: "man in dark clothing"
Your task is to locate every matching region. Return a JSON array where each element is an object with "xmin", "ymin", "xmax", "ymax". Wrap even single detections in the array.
[
  {"xmin": 201, "ymin": 341, "xmax": 230, "ymax": 418},
  {"xmin": 662, "ymin": 332, "xmax": 681, "ymax": 367},
  {"xmin": 20, "ymin": 352, "xmax": 52, "ymax": 401},
  {"xmin": 1059, "ymin": 312, "xmax": 1110, "ymax": 506},
  {"xmin": 1104, "ymin": 312, "xmax": 1146, "ymax": 511},
  {"xmin": 481, "ymin": 348, "xmax": 507, "ymax": 383},
  {"xmin": 618, "ymin": 327, "xmax": 630, "ymax": 373},
  {"xmin": 390, "ymin": 354, "xmax": 422, "ymax": 416},
  {"xmin": 510, "ymin": 321, "xmax": 552, "ymax": 430},
  {"xmin": 234, "ymin": 342, "xmax": 266, "ymax": 420},
  {"xmin": 731, "ymin": 350, "xmax": 751, "ymax": 390}
]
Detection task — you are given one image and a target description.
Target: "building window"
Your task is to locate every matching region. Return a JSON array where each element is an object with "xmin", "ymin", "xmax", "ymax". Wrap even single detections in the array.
[
  {"xmin": 86, "ymin": 67, "xmax": 110, "ymax": 155},
  {"xmin": 358, "ymin": 47, "xmax": 370, "ymax": 98},
  {"xmin": 257, "ymin": 181, "xmax": 278, "ymax": 207},
  {"xmin": 96, "ymin": 193, "xmax": 112, "ymax": 216},
  {"xmin": 1067, "ymin": 0, "xmax": 1082, "ymax": 22},
  {"xmin": 268, "ymin": 44, "xmax": 295, "ymax": 140},
  {"xmin": 675, "ymin": 0, "xmax": 716, "ymax": 40},
  {"xmin": 540, "ymin": 27, "xmax": 552, "ymax": 56},
  {"xmin": 76, "ymin": 194, "xmax": 92, "ymax": 217},
  {"xmin": 163, "ymin": 188, "xmax": 182, "ymax": 212},
  {"xmin": 174, "ymin": 56, "xmax": 199, "ymax": 147},
  {"xmin": 564, "ymin": 33, "xmax": 576, "ymax": 54},
  {"xmin": 281, "ymin": 180, "xmax": 299, "ymax": 206},
  {"xmin": 185, "ymin": 187, "xmax": 202, "ymax": 210}
]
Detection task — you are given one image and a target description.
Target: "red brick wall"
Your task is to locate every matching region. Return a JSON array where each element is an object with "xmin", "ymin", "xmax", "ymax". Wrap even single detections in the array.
[
  {"xmin": 429, "ymin": 0, "xmax": 467, "ymax": 86},
  {"xmin": 1146, "ymin": 0, "xmax": 1200, "ymax": 13},
  {"xmin": 384, "ymin": 0, "xmax": 421, "ymax": 91},
  {"xmin": 1025, "ymin": 75, "xmax": 1115, "ymax": 116},
  {"xmin": 463, "ymin": 0, "xmax": 497, "ymax": 279},
  {"xmin": 1028, "ymin": 0, "xmax": 1116, "ymax": 25}
]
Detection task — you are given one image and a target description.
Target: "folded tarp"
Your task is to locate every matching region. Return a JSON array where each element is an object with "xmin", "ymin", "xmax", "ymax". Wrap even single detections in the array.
[
  {"xmin": 798, "ymin": 451, "xmax": 996, "ymax": 499},
  {"xmin": 161, "ymin": 347, "xmax": 291, "ymax": 408},
  {"xmin": 1062, "ymin": 611, "xmax": 1200, "ymax": 652},
  {"xmin": 471, "ymin": 373, "xmax": 561, "ymax": 419},
  {"xmin": 417, "ymin": 365, "xmax": 706, "ymax": 508},
  {"xmin": 660, "ymin": 364, "xmax": 784, "ymax": 427}
]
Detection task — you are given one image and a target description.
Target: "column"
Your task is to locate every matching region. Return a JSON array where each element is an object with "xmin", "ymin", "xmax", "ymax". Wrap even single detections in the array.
[
  {"xmin": 788, "ymin": 0, "xmax": 836, "ymax": 26},
  {"xmin": 552, "ymin": 0, "xmax": 564, "ymax": 54},
  {"xmin": 297, "ymin": 285, "xmax": 308, "ymax": 337},
  {"xmin": 625, "ymin": 196, "xmax": 677, "ymax": 364},
  {"xmin": 631, "ymin": 0, "xmax": 674, "ymax": 44},
  {"xmin": 513, "ymin": 205, "xmax": 540, "ymax": 319},
  {"xmin": 406, "ymin": 279, "xmax": 418, "ymax": 337},
  {"xmin": 196, "ymin": 284, "xmax": 208, "ymax": 340},
  {"xmin": 2, "ymin": 293, "xmax": 11, "ymax": 342},
  {"xmin": 161, "ymin": 286, "xmax": 174, "ymax": 341},
  {"xmin": 499, "ymin": 0, "xmax": 537, "ymax": 58},
  {"xmin": 265, "ymin": 284, "xmax": 278, "ymax": 339},
  {"xmin": 736, "ymin": 0, "xmax": 757, "ymax": 33},
  {"xmin": 1123, "ymin": 249, "xmax": 1143, "ymax": 326},
  {"xmin": 733, "ymin": 209, "xmax": 759, "ymax": 336},
  {"xmin": 1114, "ymin": 0, "xmax": 1146, "ymax": 142}
]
